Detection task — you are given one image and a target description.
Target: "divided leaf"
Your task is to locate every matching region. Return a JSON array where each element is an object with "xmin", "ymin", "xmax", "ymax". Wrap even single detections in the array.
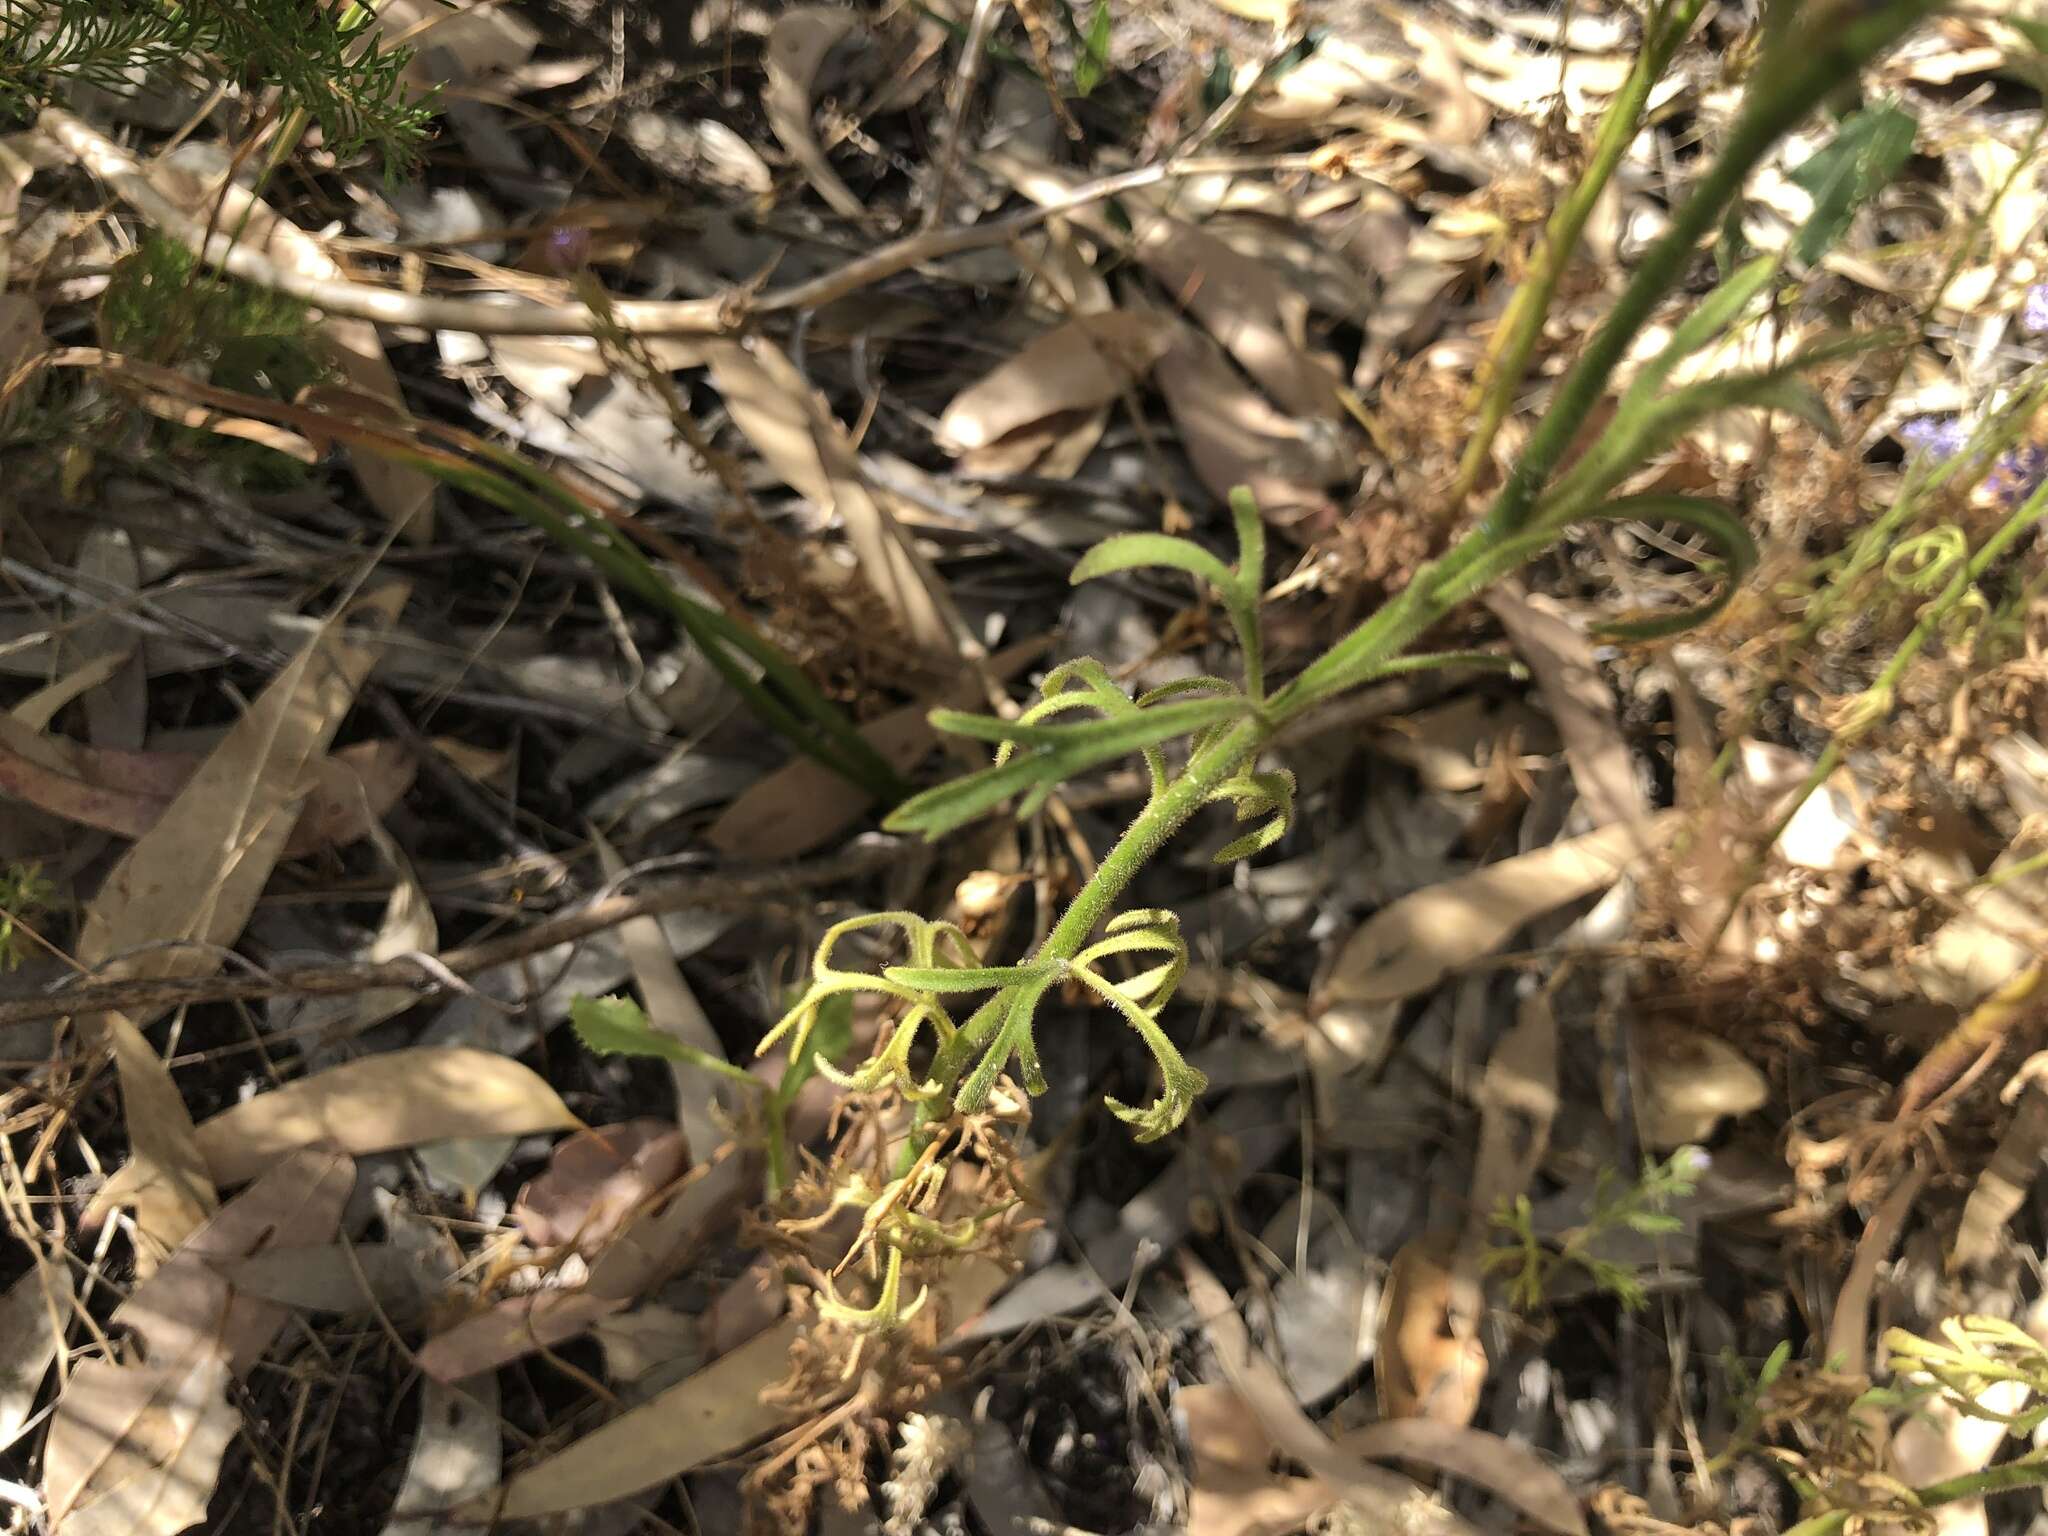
[{"xmin": 1789, "ymin": 101, "xmax": 1919, "ymax": 266}]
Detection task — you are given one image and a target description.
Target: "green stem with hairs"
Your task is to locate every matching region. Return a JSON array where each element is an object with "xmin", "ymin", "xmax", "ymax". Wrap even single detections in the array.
[
  {"xmin": 1453, "ymin": 0, "xmax": 1708, "ymax": 503},
  {"xmin": 1484, "ymin": 0, "xmax": 1941, "ymax": 538}
]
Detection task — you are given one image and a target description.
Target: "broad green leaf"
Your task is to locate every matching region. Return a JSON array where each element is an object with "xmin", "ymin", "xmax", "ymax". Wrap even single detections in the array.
[
  {"xmin": 1071, "ymin": 531, "xmax": 1234, "ymax": 594},
  {"xmin": 1788, "ymin": 101, "xmax": 1917, "ymax": 266},
  {"xmin": 1074, "ymin": 0, "xmax": 1112, "ymax": 95},
  {"xmin": 2009, "ymin": 18, "xmax": 2048, "ymax": 52}
]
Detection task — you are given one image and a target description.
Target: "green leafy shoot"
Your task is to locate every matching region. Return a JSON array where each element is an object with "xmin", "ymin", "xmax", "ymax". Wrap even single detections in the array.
[
  {"xmin": 1490, "ymin": 1147, "xmax": 1703, "ymax": 1312},
  {"xmin": 1788, "ymin": 101, "xmax": 1919, "ymax": 266},
  {"xmin": 0, "ymin": 861, "xmax": 54, "ymax": 971},
  {"xmin": 1073, "ymin": 0, "xmax": 1111, "ymax": 96},
  {"xmin": 0, "ymin": 0, "xmax": 436, "ymax": 172},
  {"xmin": 571, "ymin": 994, "xmax": 761, "ymax": 1092}
]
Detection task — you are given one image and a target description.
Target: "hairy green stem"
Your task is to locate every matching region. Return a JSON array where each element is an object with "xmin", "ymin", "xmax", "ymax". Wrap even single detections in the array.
[
  {"xmin": 1780, "ymin": 1451, "xmax": 2048, "ymax": 1536},
  {"xmin": 1485, "ymin": 0, "xmax": 1940, "ymax": 538},
  {"xmin": 1454, "ymin": 0, "xmax": 1707, "ymax": 501}
]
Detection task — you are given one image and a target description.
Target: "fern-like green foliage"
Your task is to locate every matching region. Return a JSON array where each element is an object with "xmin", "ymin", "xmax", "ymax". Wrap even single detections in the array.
[{"xmin": 0, "ymin": 0, "xmax": 434, "ymax": 171}]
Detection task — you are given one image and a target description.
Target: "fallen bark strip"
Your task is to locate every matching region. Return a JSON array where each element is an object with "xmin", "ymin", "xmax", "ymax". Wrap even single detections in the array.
[{"xmin": 0, "ymin": 839, "xmax": 903, "ymax": 1027}]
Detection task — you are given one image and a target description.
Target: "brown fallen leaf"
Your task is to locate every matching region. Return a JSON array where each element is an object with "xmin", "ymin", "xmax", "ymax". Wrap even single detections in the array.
[
  {"xmin": 418, "ymin": 1151, "xmax": 753, "ymax": 1382},
  {"xmin": 706, "ymin": 641, "xmax": 1043, "ymax": 861},
  {"xmin": 115, "ymin": 1150, "xmax": 353, "ymax": 1376},
  {"xmin": 938, "ymin": 312, "xmax": 1172, "ymax": 451},
  {"xmin": 40, "ymin": 1344, "xmax": 236, "ymax": 1536},
  {"xmin": 86, "ymin": 1010, "xmax": 218, "ymax": 1267},
  {"xmin": 0, "ymin": 723, "xmax": 414, "ymax": 855},
  {"xmin": 705, "ymin": 336, "xmax": 957, "ymax": 662},
  {"xmin": 1315, "ymin": 813, "xmax": 1678, "ymax": 1013},
  {"xmin": 1451, "ymin": 992, "xmax": 1560, "ymax": 1335},
  {"xmin": 79, "ymin": 586, "xmax": 407, "ymax": 1009},
  {"xmin": 514, "ymin": 1119, "xmax": 691, "ymax": 1255},
  {"xmin": 0, "ymin": 1261, "xmax": 73, "ymax": 1452},
  {"xmin": 1376, "ymin": 1232, "xmax": 1489, "ymax": 1427},
  {"xmin": 45, "ymin": 1155, "xmax": 348, "ymax": 1535},
  {"xmin": 763, "ymin": 6, "xmax": 869, "ymax": 220},
  {"xmin": 1397, "ymin": 9, "xmax": 1490, "ymax": 146},
  {"xmin": 1182, "ymin": 1381, "xmax": 1341, "ymax": 1536},
  {"xmin": 471, "ymin": 1256, "xmax": 1012, "ymax": 1518},
  {"xmin": 1179, "ymin": 1251, "xmax": 1480, "ymax": 1536},
  {"xmin": 191, "ymin": 1046, "xmax": 579, "ymax": 1186},
  {"xmin": 1631, "ymin": 1019, "xmax": 1768, "ymax": 1151},
  {"xmin": 1334, "ymin": 1418, "xmax": 1586, "ymax": 1536},
  {"xmin": 1483, "ymin": 584, "xmax": 1646, "ymax": 827},
  {"xmin": 984, "ymin": 152, "xmax": 1346, "ymax": 420},
  {"xmin": 1151, "ymin": 319, "xmax": 1347, "ymax": 526}
]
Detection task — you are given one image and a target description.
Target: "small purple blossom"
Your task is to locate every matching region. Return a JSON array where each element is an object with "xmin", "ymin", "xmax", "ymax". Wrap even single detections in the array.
[
  {"xmin": 1985, "ymin": 441, "xmax": 2048, "ymax": 509},
  {"xmin": 1899, "ymin": 414, "xmax": 1969, "ymax": 460},
  {"xmin": 542, "ymin": 225, "xmax": 591, "ymax": 271},
  {"xmin": 2023, "ymin": 282, "xmax": 2048, "ymax": 336}
]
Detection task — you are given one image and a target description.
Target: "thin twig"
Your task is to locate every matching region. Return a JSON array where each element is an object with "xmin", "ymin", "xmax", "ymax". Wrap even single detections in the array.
[
  {"xmin": 0, "ymin": 840, "xmax": 905, "ymax": 1027},
  {"xmin": 38, "ymin": 107, "xmax": 1309, "ymax": 339}
]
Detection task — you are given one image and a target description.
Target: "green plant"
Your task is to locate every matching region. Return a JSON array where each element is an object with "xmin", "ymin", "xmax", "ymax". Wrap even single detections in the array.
[
  {"xmin": 1489, "ymin": 1148, "xmax": 1702, "ymax": 1312},
  {"xmin": 583, "ymin": 0, "xmax": 1942, "ymax": 1330},
  {"xmin": 0, "ymin": 0, "xmax": 432, "ymax": 170},
  {"xmin": 0, "ymin": 861, "xmax": 53, "ymax": 970}
]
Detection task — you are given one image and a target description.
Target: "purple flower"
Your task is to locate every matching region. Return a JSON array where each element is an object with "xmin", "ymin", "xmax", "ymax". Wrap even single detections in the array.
[
  {"xmin": 1984, "ymin": 442, "xmax": 2048, "ymax": 509},
  {"xmin": 2023, "ymin": 282, "xmax": 2048, "ymax": 336},
  {"xmin": 542, "ymin": 225, "xmax": 591, "ymax": 271},
  {"xmin": 1899, "ymin": 415, "xmax": 1969, "ymax": 459}
]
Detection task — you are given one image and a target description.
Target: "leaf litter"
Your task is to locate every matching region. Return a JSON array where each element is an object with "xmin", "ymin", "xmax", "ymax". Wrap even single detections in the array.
[{"xmin": 3, "ymin": 3, "xmax": 2047, "ymax": 1535}]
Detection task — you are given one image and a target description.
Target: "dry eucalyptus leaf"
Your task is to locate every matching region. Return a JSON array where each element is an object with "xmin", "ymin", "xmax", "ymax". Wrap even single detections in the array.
[
  {"xmin": 476, "ymin": 1258, "xmax": 1012, "ymax": 1518},
  {"xmin": 763, "ymin": 6, "xmax": 869, "ymax": 220},
  {"xmin": 0, "ymin": 1262, "xmax": 72, "ymax": 1452},
  {"xmin": 41, "ymin": 1345, "xmax": 236, "ymax": 1536},
  {"xmin": 984, "ymin": 152, "xmax": 1345, "ymax": 420},
  {"xmin": 1376, "ymin": 1231, "xmax": 1489, "ymax": 1426},
  {"xmin": 1483, "ymin": 584, "xmax": 1645, "ymax": 826},
  {"xmin": 705, "ymin": 336, "xmax": 956, "ymax": 660},
  {"xmin": 85, "ymin": 1010, "xmax": 218, "ymax": 1265},
  {"xmin": 938, "ymin": 311, "xmax": 1172, "ymax": 451},
  {"xmin": 191, "ymin": 1046, "xmax": 579, "ymax": 1185},
  {"xmin": 79, "ymin": 586, "xmax": 406, "ymax": 1011},
  {"xmin": 513, "ymin": 1119, "xmax": 691, "ymax": 1255},
  {"xmin": 1316, "ymin": 814, "xmax": 1678, "ymax": 1015},
  {"xmin": 1181, "ymin": 1251, "xmax": 1482, "ymax": 1534},
  {"xmin": 382, "ymin": 1374, "xmax": 501, "ymax": 1536},
  {"xmin": 1632, "ymin": 1019, "xmax": 1768, "ymax": 1150}
]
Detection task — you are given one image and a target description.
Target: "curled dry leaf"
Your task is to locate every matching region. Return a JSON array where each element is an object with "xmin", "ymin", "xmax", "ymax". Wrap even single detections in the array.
[
  {"xmin": 764, "ymin": 7, "xmax": 869, "ymax": 220},
  {"xmin": 938, "ymin": 311, "xmax": 1172, "ymax": 451},
  {"xmin": 190, "ymin": 1046, "xmax": 579, "ymax": 1186},
  {"xmin": 513, "ymin": 1119, "xmax": 692, "ymax": 1255},
  {"xmin": 1376, "ymin": 1232, "xmax": 1490, "ymax": 1427},
  {"xmin": 1631, "ymin": 1019, "xmax": 1768, "ymax": 1150}
]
